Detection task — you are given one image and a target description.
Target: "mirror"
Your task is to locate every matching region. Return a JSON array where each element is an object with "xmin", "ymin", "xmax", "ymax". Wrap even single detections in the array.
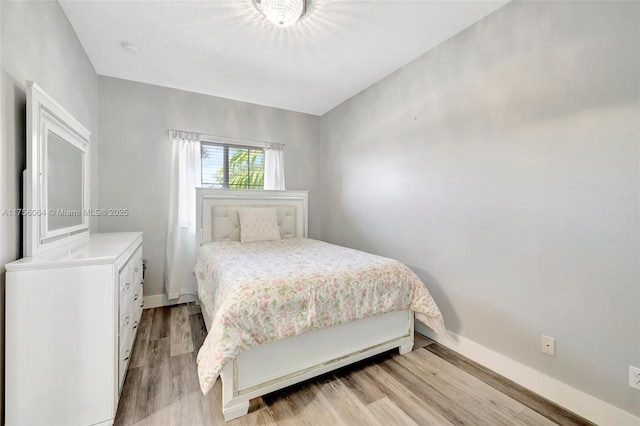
[
  {"xmin": 25, "ymin": 81, "xmax": 90, "ymax": 256},
  {"xmin": 46, "ymin": 130, "xmax": 84, "ymax": 231}
]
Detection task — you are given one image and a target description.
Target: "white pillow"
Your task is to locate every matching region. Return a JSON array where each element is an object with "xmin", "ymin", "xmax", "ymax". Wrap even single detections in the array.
[{"xmin": 237, "ymin": 207, "xmax": 281, "ymax": 243}]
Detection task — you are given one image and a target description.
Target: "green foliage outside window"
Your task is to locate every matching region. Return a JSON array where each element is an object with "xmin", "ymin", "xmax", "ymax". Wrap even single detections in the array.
[{"xmin": 221, "ymin": 149, "xmax": 264, "ymax": 189}]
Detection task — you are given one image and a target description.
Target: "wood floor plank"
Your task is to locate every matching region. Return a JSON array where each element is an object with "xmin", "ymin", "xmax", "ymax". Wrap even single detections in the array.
[
  {"xmin": 262, "ymin": 390, "xmax": 307, "ymax": 424},
  {"xmin": 133, "ymin": 406, "xmax": 172, "ymax": 426},
  {"xmin": 228, "ymin": 406, "xmax": 278, "ymax": 426},
  {"xmin": 517, "ymin": 407, "xmax": 564, "ymax": 426},
  {"xmin": 247, "ymin": 397, "xmax": 268, "ymax": 413},
  {"xmin": 413, "ymin": 332, "xmax": 433, "ymax": 350},
  {"xmin": 396, "ymin": 349, "xmax": 528, "ymax": 420},
  {"xmin": 409, "ymin": 348, "xmax": 531, "ymax": 418},
  {"xmin": 134, "ymin": 337, "xmax": 171, "ymax": 423},
  {"xmin": 202, "ymin": 377, "xmax": 228, "ymax": 425},
  {"xmin": 361, "ymin": 362, "xmax": 455, "ymax": 426},
  {"xmin": 264, "ymin": 380, "xmax": 342, "ymax": 425},
  {"xmin": 382, "ymin": 357, "xmax": 505, "ymax": 425},
  {"xmin": 367, "ymin": 397, "xmax": 419, "ymax": 426},
  {"xmin": 113, "ymin": 367, "xmax": 143, "ymax": 426},
  {"xmin": 424, "ymin": 343, "xmax": 593, "ymax": 426},
  {"xmin": 339, "ymin": 365, "xmax": 387, "ymax": 405},
  {"xmin": 170, "ymin": 304, "xmax": 194, "ymax": 357},
  {"xmin": 288, "ymin": 383, "xmax": 341, "ymax": 425},
  {"xmin": 189, "ymin": 313, "xmax": 207, "ymax": 353},
  {"xmin": 314, "ymin": 374, "xmax": 382, "ymax": 425},
  {"xmin": 149, "ymin": 307, "xmax": 171, "ymax": 341},
  {"xmin": 187, "ymin": 302, "xmax": 202, "ymax": 315},
  {"xmin": 169, "ymin": 352, "xmax": 206, "ymax": 425},
  {"xmin": 129, "ymin": 309, "xmax": 154, "ymax": 369}
]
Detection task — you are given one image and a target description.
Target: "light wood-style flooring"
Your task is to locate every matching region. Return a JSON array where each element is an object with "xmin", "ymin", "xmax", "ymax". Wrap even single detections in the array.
[{"xmin": 115, "ymin": 304, "xmax": 593, "ymax": 426}]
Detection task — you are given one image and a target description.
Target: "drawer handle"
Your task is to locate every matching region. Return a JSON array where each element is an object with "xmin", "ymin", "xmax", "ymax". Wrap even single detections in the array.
[
  {"xmin": 133, "ymin": 320, "xmax": 139, "ymax": 330},
  {"xmin": 134, "ymin": 294, "xmax": 139, "ymax": 301}
]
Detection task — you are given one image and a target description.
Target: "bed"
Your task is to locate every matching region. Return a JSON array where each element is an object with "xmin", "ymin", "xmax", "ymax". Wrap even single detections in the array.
[{"xmin": 194, "ymin": 188, "xmax": 445, "ymax": 421}]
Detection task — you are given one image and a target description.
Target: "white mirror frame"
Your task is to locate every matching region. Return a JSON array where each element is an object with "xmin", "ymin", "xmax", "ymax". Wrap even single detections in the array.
[{"xmin": 25, "ymin": 81, "xmax": 91, "ymax": 257}]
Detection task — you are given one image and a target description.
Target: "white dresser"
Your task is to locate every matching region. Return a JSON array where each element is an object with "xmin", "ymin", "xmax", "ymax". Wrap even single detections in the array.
[{"xmin": 5, "ymin": 232, "xmax": 144, "ymax": 426}]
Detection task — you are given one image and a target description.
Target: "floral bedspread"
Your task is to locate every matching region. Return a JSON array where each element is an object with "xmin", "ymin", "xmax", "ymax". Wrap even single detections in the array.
[{"xmin": 194, "ymin": 238, "xmax": 445, "ymax": 394}]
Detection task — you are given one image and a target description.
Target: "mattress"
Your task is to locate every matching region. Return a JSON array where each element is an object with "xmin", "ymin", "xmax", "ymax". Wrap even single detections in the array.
[{"xmin": 193, "ymin": 238, "xmax": 445, "ymax": 394}]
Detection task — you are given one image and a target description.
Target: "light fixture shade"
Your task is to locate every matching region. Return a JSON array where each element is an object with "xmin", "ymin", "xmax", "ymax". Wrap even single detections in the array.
[{"xmin": 255, "ymin": 0, "xmax": 306, "ymax": 27}]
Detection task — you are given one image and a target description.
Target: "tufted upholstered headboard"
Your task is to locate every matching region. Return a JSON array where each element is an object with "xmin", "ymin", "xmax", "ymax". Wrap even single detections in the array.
[{"xmin": 195, "ymin": 188, "xmax": 308, "ymax": 248}]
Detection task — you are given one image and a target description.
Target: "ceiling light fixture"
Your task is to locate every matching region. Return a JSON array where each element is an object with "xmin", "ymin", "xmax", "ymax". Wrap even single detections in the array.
[{"xmin": 255, "ymin": 0, "xmax": 307, "ymax": 27}]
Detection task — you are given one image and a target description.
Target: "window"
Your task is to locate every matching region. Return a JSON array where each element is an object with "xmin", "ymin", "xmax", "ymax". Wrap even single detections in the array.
[{"xmin": 200, "ymin": 142, "xmax": 265, "ymax": 189}]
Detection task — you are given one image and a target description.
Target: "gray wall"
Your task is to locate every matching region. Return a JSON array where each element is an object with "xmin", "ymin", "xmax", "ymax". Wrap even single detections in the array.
[
  {"xmin": 98, "ymin": 77, "xmax": 321, "ymax": 299},
  {"xmin": 0, "ymin": 0, "xmax": 99, "ymax": 421},
  {"xmin": 320, "ymin": 0, "xmax": 640, "ymax": 417}
]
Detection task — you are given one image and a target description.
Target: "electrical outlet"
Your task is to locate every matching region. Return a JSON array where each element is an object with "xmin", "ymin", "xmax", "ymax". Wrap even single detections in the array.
[
  {"xmin": 629, "ymin": 366, "xmax": 640, "ymax": 391},
  {"xmin": 541, "ymin": 335, "xmax": 555, "ymax": 357}
]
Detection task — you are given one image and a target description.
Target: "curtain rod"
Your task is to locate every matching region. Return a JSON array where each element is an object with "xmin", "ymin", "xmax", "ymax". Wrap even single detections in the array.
[{"xmin": 168, "ymin": 128, "xmax": 284, "ymax": 150}]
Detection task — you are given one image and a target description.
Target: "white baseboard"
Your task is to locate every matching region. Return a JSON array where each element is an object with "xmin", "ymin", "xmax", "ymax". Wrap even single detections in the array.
[
  {"xmin": 143, "ymin": 293, "xmax": 197, "ymax": 309},
  {"xmin": 416, "ymin": 323, "xmax": 640, "ymax": 426}
]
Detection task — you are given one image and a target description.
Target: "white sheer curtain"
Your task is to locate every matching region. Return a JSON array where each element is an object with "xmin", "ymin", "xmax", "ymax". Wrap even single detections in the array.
[
  {"xmin": 164, "ymin": 133, "xmax": 201, "ymax": 300},
  {"xmin": 264, "ymin": 144, "xmax": 285, "ymax": 190}
]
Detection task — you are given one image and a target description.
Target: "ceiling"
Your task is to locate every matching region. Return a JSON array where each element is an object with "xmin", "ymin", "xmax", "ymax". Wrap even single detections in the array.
[{"xmin": 60, "ymin": 0, "xmax": 509, "ymax": 116}]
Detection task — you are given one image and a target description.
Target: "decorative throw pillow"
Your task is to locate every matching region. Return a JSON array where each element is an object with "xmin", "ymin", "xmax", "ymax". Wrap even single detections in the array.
[{"xmin": 237, "ymin": 207, "xmax": 281, "ymax": 242}]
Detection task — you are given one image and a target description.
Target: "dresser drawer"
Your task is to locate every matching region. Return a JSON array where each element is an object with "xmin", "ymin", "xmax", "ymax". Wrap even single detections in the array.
[
  {"xmin": 131, "ymin": 247, "xmax": 143, "ymax": 286},
  {"xmin": 118, "ymin": 328, "xmax": 134, "ymax": 391},
  {"xmin": 132, "ymin": 286, "xmax": 143, "ymax": 321},
  {"xmin": 118, "ymin": 264, "xmax": 134, "ymax": 339},
  {"xmin": 119, "ymin": 307, "xmax": 133, "ymax": 335},
  {"xmin": 119, "ymin": 264, "xmax": 133, "ymax": 306}
]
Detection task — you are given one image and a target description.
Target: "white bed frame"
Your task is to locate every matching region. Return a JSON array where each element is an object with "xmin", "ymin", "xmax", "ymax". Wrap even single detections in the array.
[{"xmin": 195, "ymin": 188, "xmax": 414, "ymax": 421}]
